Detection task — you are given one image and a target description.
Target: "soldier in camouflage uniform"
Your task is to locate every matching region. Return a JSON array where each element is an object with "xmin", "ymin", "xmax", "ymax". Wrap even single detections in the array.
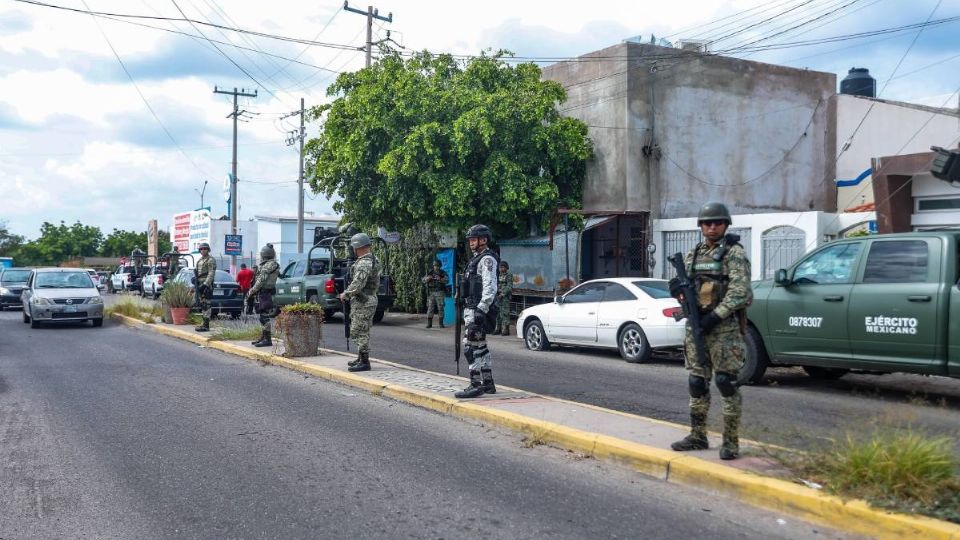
[
  {"xmin": 670, "ymin": 202, "xmax": 752, "ymax": 460},
  {"xmin": 194, "ymin": 242, "xmax": 217, "ymax": 332},
  {"xmin": 455, "ymin": 224, "xmax": 499, "ymax": 399},
  {"xmin": 339, "ymin": 233, "xmax": 381, "ymax": 372},
  {"xmin": 166, "ymin": 245, "xmax": 180, "ymax": 281},
  {"xmin": 422, "ymin": 259, "xmax": 448, "ymax": 329},
  {"xmin": 247, "ymin": 243, "xmax": 280, "ymax": 347},
  {"xmin": 492, "ymin": 260, "xmax": 513, "ymax": 335}
]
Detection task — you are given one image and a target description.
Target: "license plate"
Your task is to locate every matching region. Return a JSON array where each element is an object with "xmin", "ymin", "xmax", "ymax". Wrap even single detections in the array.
[
  {"xmin": 213, "ymin": 290, "xmax": 225, "ymax": 296},
  {"xmin": 64, "ymin": 305, "xmax": 77, "ymax": 313}
]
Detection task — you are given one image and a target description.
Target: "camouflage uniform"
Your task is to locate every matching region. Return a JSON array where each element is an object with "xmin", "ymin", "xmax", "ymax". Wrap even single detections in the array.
[
  {"xmin": 343, "ymin": 252, "xmax": 381, "ymax": 354},
  {"xmin": 249, "ymin": 259, "xmax": 280, "ymax": 332},
  {"xmin": 494, "ymin": 269, "xmax": 513, "ymax": 335},
  {"xmin": 195, "ymin": 253, "xmax": 217, "ymax": 321},
  {"xmin": 167, "ymin": 249, "xmax": 180, "ymax": 280},
  {"xmin": 455, "ymin": 226, "xmax": 499, "ymax": 399},
  {"xmin": 679, "ymin": 239, "xmax": 752, "ymax": 457},
  {"xmin": 423, "ymin": 264, "xmax": 448, "ymax": 328}
]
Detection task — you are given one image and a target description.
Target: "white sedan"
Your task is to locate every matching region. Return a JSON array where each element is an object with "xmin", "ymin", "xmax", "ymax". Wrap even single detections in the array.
[{"xmin": 516, "ymin": 278, "xmax": 686, "ymax": 363}]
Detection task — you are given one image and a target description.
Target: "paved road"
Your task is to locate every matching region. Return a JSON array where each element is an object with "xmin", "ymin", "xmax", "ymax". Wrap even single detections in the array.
[
  {"xmin": 0, "ymin": 310, "xmax": 854, "ymax": 539},
  {"xmin": 319, "ymin": 312, "xmax": 960, "ymax": 452}
]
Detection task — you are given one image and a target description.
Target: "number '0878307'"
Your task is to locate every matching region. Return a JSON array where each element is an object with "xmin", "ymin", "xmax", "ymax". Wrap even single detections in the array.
[{"xmin": 788, "ymin": 316, "xmax": 823, "ymax": 328}]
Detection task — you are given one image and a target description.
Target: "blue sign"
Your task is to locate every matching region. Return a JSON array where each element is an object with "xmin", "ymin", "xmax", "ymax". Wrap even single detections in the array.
[
  {"xmin": 224, "ymin": 234, "xmax": 242, "ymax": 256},
  {"xmin": 868, "ymin": 220, "xmax": 878, "ymax": 234}
]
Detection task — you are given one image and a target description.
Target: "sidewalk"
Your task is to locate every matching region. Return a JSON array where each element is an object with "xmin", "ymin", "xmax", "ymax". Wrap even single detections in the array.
[{"xmin": 115, "ymin": 314, "xmax": 960, "ymax": 539}]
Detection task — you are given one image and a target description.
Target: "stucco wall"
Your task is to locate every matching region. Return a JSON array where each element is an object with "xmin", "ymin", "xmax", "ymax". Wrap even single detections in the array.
[{"xmin": 543, "ymin": 43, "xmax": 837, "ymax": 219}]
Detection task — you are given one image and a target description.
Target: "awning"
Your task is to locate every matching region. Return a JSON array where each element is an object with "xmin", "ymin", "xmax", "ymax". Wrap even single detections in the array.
[{"xmin": 582, "ymin": 215, "xmax": 616, "ymax": 231}]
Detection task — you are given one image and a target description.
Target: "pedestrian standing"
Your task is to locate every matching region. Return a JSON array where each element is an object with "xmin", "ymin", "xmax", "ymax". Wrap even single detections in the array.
[
  {"xmin": 492, "ymin": 260, "xmax": 513, "ymax": 335},
  {"xmin": 236, "ymin": 263, "xmax": 255, "ymax": 314},
  {"xmin": 339, "ymin": 233, "xmax": 381, "ymax": 372},
  {"xmin": 422, "ymin": 259, "xmax": 448, "ymax": 328},
  {"xmin": 669, "ymin": 202, "xmax": 752, "ymax": 460},
  {"xmin": 247, "ymin": 244, "xmax": 280, "ymax": 347},
  {"xmin": 455, "ymin": 224, "xmax": 498, "ymax": 399},
  {"xmin": 194, "ymin": 242, "xmax": 217, "ymax": 332}
]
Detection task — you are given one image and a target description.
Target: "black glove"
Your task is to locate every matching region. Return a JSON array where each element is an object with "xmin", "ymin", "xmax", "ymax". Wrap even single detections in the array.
[
  {"xmin": 668, "ymin": 277, "xmax": 684, "ymax": 299},
  {"xmin": 700, "ymin": 312, "xmax": 722, "ymax": 334}
]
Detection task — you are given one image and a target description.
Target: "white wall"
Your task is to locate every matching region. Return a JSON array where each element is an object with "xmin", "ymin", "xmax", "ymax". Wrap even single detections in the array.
[
  {"xmin": 836, "ymin": 94, "xmax": 960, "ymax": 210},
  {"xmin": 911, "ymin": 172, "xmax": 960, "ymax": 229}
]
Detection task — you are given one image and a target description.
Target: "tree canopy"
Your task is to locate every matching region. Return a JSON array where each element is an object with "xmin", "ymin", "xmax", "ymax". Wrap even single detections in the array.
[
  {"xmin": 2, "ymin": 221, "xmax": 171, "ymax": 266},
  {"xmin": 304, "ymin": 51, "xmax": 592, "ymax": 239}
]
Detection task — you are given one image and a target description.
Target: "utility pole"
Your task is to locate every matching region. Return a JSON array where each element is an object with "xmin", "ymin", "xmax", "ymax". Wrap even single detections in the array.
[
  {"xmin": 284, "ymin": 99, "xmax": 307, "ymax": 253},
  {"xmin": 343, "ymin": 2, "xmax": 393, "ymax": 68},
  {"xmin": 213, "ymin": 86, "xmax": 258, "ymax": 273}
]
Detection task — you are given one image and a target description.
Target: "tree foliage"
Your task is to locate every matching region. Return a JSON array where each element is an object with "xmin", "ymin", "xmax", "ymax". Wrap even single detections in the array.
[
  {"xmin": 3, "ymin": 221, "xmax": 171, "ymax": 266},
  {"xmin": 0, "ymin": 221, "xmax": 25, "ymax": 257},
  {"xmin": 305, "ymin": 50, "xmax": 592, "ymax": 239}
]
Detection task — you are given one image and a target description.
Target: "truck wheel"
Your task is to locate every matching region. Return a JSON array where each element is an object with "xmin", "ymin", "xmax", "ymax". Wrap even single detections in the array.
[
  {"xmin": 524, "ymin": 320, "xmax": 550, "ymax": 351},
  {"xmin": 322, "ymin": 309, "xmax": 336, "ymax": 322},
  {"xmin": 373, "ymin": 309, "xmax": 385, "ymax": 323},
  {"xmin": 618, "ymin": 323, "xmax": 651, "ymax": 363},
  {"xmin": 803, "ymin": 366, "xmax": 848, "ymax": 380},
  {"xmin": 739, "ymin": 325, "xmax": 769, "ymax": 385}
]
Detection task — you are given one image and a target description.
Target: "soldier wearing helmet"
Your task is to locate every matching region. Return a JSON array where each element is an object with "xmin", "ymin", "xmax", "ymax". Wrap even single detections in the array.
[
  {"xmin": 248, "ymin": 243, "xmax": 280, "ymax": 347},
  {"xmin": 339, "ymin": 232, "xmax": 381, "ymax": 372},
  {"xmin": 670, "ymin": 202, "xmax": 753, "ymax": 460},
  {"xmin": 194, "ymin": 242, "xmax": 217, "ymax": 332},
  {"xmin": 455, "ymin": 224, "xmax": 500, "ymax": 398},
  {"xmin": 422, "ymin": 259, "xmax": 448, "ymax": 329}
]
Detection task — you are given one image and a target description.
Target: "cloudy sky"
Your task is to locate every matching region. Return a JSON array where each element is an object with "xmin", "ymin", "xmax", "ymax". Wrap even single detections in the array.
[{"xmin": 1, "ymin": 0, "xmax": 958, "ymax": 239}]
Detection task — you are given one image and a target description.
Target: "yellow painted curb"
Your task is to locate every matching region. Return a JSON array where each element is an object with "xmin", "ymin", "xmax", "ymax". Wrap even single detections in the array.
[{"xmin": 113, "ymin": 314, "xmax": 960, "ymax": 539}]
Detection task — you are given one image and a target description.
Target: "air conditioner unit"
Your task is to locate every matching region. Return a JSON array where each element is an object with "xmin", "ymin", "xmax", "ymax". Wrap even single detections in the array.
[{"xmin": 677, "ymin": 39, "xmax": 709, "ymax": 53}]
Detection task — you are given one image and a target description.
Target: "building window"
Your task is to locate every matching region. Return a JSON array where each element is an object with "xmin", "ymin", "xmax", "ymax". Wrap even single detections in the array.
[{"xmin": 916, "ymin": 197, "xmax": 960, "ymax": 212}]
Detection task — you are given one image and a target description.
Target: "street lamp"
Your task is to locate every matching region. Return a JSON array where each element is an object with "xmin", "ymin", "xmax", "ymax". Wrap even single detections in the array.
[{"xmin": 194, "ymin": 180, "xmax": 208, "ymax": 209}]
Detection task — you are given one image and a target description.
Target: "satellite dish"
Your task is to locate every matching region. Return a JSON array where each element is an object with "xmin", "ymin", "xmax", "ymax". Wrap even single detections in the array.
[{"xmin": 223, "ymin": 173, "xmax": 233, "ymax": 202}]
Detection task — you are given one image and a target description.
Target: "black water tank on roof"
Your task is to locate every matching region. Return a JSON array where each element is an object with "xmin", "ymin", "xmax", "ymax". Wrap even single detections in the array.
[{"xmin": 840, "ymin": 67, "xmax": 876, "ymax": 98}]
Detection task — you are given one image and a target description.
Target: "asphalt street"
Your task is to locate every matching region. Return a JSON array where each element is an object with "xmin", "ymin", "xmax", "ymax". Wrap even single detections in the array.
[
  {"xmin": 0, "ymin": 309, "xmax": 856, "ymax": 539},
  {"xmin": 321, "ymin": 312, "xmax": 960, "ymax": 452}
]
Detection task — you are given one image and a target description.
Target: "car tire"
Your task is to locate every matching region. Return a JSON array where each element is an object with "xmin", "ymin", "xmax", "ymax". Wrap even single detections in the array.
[
  {"xmin": 23, "ymin": 309, "xmax": 30, "ymax": 324},
  {"xmin": 740, "ymin": 325, "xmax": 770, "ymax": 385},
  {"xmin": 322, "ymin": 308, "xmax": 337, "ymax": 322},
  {"xmin": 803, "ymin": 366, "xmax": 849, "ymax": 380},
  {"xmin": 29, "ymin": 308, "xmax": 39, "ymax": 328},
  {"xmin": 373, "ymin": 309, "xmax": 385, "ymax": 323},
  {"xmin": 152, "ymin": 286, "xmax": 159, "ymax": 300},
  {"xmin": 92, "ymin": 318, "xmax": 103, "ymax": 327},
  {"xmin": 618, "ymin": 323, "xmax": 652, "ymax": 363},
  {"xmin": 524, "ymin": 319, "xmax": 550, "ymax": 351}
]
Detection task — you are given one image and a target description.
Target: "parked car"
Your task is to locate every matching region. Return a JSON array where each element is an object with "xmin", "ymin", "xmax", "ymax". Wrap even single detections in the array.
[
  {"xmin": 172, "ymin": 268, "xmax": 243, "ymax": 318},
  {"xmin": 85, "ymin": 268, "xmax": 105, "ymax": 291},
  {"xmin": 22, "ymin": 268, "xmax": 104, "ymax": 328},
  {"xmin": 109, "ymin": 265, "xmax": 140, "ymax": 293},
  {"xmin": 517, "ymin": 278, "xmax": 685, "ymax": 363},
  {"xmin": 0, "ymin": 267, "xmax": 32, "ymax": 310},
  {"xmin": 140, "ymin": 265, "xmax": 167, "ymax": 299},
  {"xmin": 742, "ymin": 231, "xmax": 960, "ymax": 384}
]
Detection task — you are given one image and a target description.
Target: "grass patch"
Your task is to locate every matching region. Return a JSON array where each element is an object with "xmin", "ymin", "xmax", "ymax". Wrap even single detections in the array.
[
  {"xmin": 790, "ymin": 428, "xmax": 960, "ymax": 523},
  {"xmin": 210, "ymin": 326, "xmax": 262, "ymax": 341},
  {"xmin": 105, "ymin": 298, "xmax": 158, "ymax": 324}
]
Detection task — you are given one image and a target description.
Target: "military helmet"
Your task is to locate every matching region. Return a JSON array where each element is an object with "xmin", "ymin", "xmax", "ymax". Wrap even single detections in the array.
[
  {"xmin": 465, "ymin": 224, "xmax": 492, "ymax": 242},
  {"xmin": 433, "ymin": 259, "xmax": 441, "ymax": 266},
  {"xmin": 350, "ymin": 232, "xmax": 371, "ymax": 249},
  {"xmin": 499, "ymin": 260, "xmax": 509, "ymax": 270},
  {"xmin": 260, "ymin": 243, "xmax": 276, "ymax": 260},
  {"xmin": 198, "ymin": 242, "xmax": 211, "ymax": 250},
  {"xmin": 697, "ymin": 202, "xmax": 733, "ymax": 225}
]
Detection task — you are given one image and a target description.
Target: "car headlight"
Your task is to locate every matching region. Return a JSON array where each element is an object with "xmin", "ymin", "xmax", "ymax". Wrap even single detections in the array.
[
  {"xmin": 87, "ymin": 296, "xmax": 103, "ymax": 304},
  {"xmin": 0, "ymin": 287, "xmax": 8, "ymax": 295},
  {"xmin": 33, "ymin": 296, "xmax": 53, "ymax": 305}
]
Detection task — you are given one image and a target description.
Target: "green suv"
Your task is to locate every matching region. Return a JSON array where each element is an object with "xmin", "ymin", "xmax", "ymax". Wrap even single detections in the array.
[{"xmin": 742, "ymin": 232, "xmax": 960, "ymax": 383}]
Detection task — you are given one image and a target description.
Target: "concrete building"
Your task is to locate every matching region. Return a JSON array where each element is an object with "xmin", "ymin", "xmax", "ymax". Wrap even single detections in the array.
[
  {"xmin": 870, "ymin": 150, "xmax": 960, "ymax": 233},
  {"xmin": 543, "ymin": 42, "xmax": 837, "ymax": 279},
  {"xmin": 254, "ymin": 214, "xmax": 341, "ymax": 267}
]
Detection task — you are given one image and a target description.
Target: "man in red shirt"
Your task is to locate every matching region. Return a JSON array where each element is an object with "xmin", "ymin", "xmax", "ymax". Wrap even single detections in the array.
[{"xmin": 236, "ymin": 263, "xmax": 255, "ymax": 314}]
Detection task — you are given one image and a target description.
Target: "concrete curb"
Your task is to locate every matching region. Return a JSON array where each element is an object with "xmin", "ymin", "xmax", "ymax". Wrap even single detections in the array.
[{"xmin": 111, "ymin": 314, "xmax": 960, "ymax": 539}]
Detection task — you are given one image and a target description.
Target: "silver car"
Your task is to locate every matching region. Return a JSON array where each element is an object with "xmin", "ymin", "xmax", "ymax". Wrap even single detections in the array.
[{"xmin": 22, "ymin": 268, "xmax": 105, "ymax": 328}]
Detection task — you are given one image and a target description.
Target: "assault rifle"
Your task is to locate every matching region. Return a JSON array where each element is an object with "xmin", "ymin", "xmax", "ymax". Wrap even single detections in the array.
[
  {"xmin": 667, "ymin": 253, "xmax": 706, "ymax": 369},
  {"xmin": 342, "ymin": 248, "xmax": 354, "ymax": 352},
  {"xmin": 453, "ymin": 272, "xmax": 462, "ymax": 375}
]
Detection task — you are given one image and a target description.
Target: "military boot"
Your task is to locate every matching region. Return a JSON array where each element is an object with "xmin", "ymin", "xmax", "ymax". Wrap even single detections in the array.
[
  {"xmin": 438, "ymin": 318, "xmax": 445, "ymax": 329},
  {"xmin": 254, "ymin": 330, "xmax": 272, "ymax": 348},
  {"xmin": 491, "ymin": 327, "xmax": 501, "ymax": 335},
  {"xmin": 455, "ymin": 370, "xmax": 485, "ymax": 399},
  {"xmin": 426, "ymin": 317, "xmax": 433, "ymax": 329},
  {"xmin": 251, "ymin": 329, "xmax": 266, "ymax": 345},
  {"xmin": 348, "ymin": 351, "xmax": 370, "ymax": 372},
  {"xmin": 347, "ymin": 352, "xmax": 362, "ymax": 368},
  {"xmin": 720, "ymin": 414, "xmax": 740, "ymax": 460},
  {"xmin": 480, "ymin": 369, "xmax": 496, "ymax": 394},
  {"xmin": 501, "ymin": 323, "xmax": 510, "ymax": 336},
  {"xmin": 670, "ymin": 411, "xmax": 709, "ymax": 451},
  {"xmin": 195, "ymin": 317, "xmax": 210, "ymax": 332}
]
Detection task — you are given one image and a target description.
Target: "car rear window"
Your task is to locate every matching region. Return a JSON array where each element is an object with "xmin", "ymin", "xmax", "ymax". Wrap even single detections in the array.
[
  {"xmin": 1, "ymin": 269, "xmax": 31, "ymax": 282},
  {"xmin": 632, "ymin": 280, "xmax": 673, "ymax": 299},
  {"xmin": 215, "ymin": 270, "xmax": 237, "ymax": 284},
  {"xmin": 863, "ymin": 240, "xmax": 929, "ymax": 283}
]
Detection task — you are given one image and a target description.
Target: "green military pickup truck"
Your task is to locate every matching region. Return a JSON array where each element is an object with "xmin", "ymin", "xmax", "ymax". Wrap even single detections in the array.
[{"xmin": 741, "ymin": 232, "xmax": 960, "ymax": 384}]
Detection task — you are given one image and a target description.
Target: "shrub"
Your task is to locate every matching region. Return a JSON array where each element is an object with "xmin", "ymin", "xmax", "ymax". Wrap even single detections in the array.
[{"xmin": 160, "ymin": 281, "xmax": 194, "ymax": 308}]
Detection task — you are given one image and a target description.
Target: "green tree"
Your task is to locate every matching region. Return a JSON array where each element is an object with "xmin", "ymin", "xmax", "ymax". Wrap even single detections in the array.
[
  {"xmin": 0, "ymin": 220, "xmax": 25, "ymax": 257},
  {"xmin": 99, "ymin": 229, "xmax": 172, "ymax": 258},
  {"xmin": 14, "ymin": 221, "xmax": 104, "ymax": 265},
  {"xmin": 305, "ymin": 50, "xmax": 592, "ymax": 239}
]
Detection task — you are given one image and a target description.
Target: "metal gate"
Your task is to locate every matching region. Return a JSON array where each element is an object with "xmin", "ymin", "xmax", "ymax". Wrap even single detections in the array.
[
  {"xmin": 662, "ymin": 228, "xmax": 751, "ymax": 279},
  {"xmin": 761, "ymin": 226, "xmax": 805, "ymax": 279}
]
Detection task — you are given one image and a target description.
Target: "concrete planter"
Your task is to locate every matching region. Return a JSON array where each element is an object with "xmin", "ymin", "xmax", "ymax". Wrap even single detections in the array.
[{"xmin": 278, "ymin": 311, "xmax": 322, "ymax": 357}]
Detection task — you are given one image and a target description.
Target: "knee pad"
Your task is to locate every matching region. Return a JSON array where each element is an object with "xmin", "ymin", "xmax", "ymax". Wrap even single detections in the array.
[
  {"xmin": 688, "ymin": 375, "xmax": 709, "ymax": 398},
  {"xmin": 715, "ymin": 372, "xmax": 738, "ymax": 397},
  {"xmin": 463, "ymin": 345, "xmax": 475, "ymax": 363}
]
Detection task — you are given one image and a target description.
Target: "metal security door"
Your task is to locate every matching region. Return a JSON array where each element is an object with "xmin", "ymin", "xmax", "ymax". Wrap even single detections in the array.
[{"xmin": 761, "ymin": 226, "xmax": 805, "ymax": 279}]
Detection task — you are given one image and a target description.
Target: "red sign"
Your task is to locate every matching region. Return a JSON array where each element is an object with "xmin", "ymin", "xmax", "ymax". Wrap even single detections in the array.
[{"xmin": 172, "ymin": 212, "xmax": 191, "ymax": 252}]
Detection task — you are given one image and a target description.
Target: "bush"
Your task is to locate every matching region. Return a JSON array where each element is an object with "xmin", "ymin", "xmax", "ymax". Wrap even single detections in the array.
[
  {"xmin": 160, "ymin": 281, "xmax": 193, "ymax": 308},
  {"xmin": 280, "ymin": 302, "xmax": 325, "ymax": 315}
]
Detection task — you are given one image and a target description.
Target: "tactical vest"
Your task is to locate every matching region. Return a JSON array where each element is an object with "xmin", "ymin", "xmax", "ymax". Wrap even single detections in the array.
[
  {"xmin": 461, "ymin": 249, "xmax": 499, "ymax": 309},
  {"xmin": 260, "ymin": 259, "xmax": 280, "ymax": 291},
  {"xmin": 349, "ymin": 254, "xmax": 381, "ymax": 298},
  {"xmin": 689, "ymin": 234, "xmax": 741, "ymax": 313}
]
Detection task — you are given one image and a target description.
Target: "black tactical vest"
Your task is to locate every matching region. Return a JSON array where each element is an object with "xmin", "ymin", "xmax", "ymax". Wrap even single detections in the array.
[{"xmin": 461, "ymin": 248, "xmax": 499, "ymax": 309}]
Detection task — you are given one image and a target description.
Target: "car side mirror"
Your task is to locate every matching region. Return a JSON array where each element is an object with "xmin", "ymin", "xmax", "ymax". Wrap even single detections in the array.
[
  {"xmin": 774, "ymin": 269, "xmax": 792, "ymax": 286},
  {"xmin": 554, "ymin": 295, "xmax": 563, "ymax": 304}
]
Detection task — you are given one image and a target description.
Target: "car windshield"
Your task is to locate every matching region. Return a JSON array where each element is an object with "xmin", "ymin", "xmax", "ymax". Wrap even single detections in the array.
[
  {"xmin": 632, "ymin": 280, "xmax": 673, "ymax": 299},
  {"xmin": 36, "ymin": 272, "xmax": 94, "ymax": 289},
  {"xmin": 1, "ymin": 270, "xmax": 31, "ymax": 282}
]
